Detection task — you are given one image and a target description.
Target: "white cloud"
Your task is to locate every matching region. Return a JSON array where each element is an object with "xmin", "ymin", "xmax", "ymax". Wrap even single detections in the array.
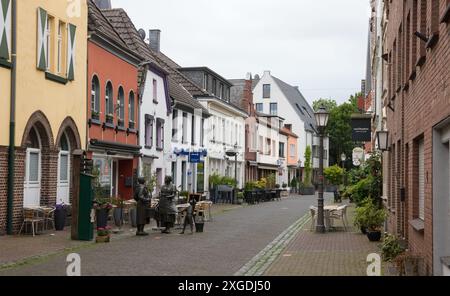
[{"xmin": 112, "ymin": 0, "xmax": 369, "ymax": 104}]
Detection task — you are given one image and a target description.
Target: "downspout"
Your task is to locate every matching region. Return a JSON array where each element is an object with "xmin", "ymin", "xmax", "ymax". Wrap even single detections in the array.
[{"xmin": 7, "ymin": 0, "xmax": 17, "ymax": 235}]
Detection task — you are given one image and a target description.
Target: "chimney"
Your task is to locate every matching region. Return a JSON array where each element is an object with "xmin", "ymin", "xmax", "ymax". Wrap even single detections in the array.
[
  {"xmin": 285, "ymin": 124, "xmax": 292, "ymax": 131},
  {"xmin": 243, "ymin": 73, "xmax": 254, "ymax": 115},
  {"xmin": 149, "ymin": 29, "xmax": 161, "ymax": 53},
  {"xmin": 93, "ymin": 0, "xmax": 112, "ymax": 9},
  {"xmin": 263, "ymin": 70, "xmax": 271, "ymax": 76}
]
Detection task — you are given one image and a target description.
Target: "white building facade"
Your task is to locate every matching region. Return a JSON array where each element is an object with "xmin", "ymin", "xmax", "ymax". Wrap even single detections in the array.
[
  {"xmin": 252, "ymin": 71, "xmax": 329, "ymax": 182},
  {"xmin": 139, "ymin": 63, "xmax": 172, "ymax": 195}
]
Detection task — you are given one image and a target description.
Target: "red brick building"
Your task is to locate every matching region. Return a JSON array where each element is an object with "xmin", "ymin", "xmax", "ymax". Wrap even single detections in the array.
[
  {"xmin": 87, "ymin": 1, "xmax": 142, "ymax": 200},
  {"xmin": 383, "ymin": 0, "xmax": 450, "ymax": 275}
]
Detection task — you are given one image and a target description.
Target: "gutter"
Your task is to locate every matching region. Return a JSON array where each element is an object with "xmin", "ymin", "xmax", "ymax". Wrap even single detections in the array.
[{"xmin": 7, "ymin": 0, "xmax": 17, "ymax": 235}]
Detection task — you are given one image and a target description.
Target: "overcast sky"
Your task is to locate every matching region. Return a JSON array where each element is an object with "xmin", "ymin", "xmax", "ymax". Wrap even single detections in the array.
[{"xmin": 112, "ymin": 0, "xmax": 370, "ymax": 105}]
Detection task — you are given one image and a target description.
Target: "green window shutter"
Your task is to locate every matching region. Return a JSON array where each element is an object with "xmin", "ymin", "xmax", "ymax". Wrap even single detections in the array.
[
  {"xmin": 0, "ymin": 0, "xmax": 11, "ymax": 60},
  {"xmin": 37, "ymin": 7, "xmax": 47, "ymax": 71},
  {"xmin": 67, "ymin": 23, "xmax": 76, "ymax": 81}
]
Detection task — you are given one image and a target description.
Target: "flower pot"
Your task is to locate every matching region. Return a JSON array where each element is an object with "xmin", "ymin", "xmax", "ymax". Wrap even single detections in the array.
[
  {"xmin": 129, "ymin": 208, "xmax": 137, "ymax": 228},
  {"xmin": 113, "ymin": 208, "xmax": 124, "ymax": 227},
  {"xmin": 96, "ymin": 235, "xmax": 111, "ymax": 243},
  {"xmin": 195, "ymin": 222, "xmax": 204, "ymax": 233},
  {"xmin": 54, "ymin": 208, "xmax": 67, "ymax": 231},
  {"xmin": 367, "ymin": 230, "xmax": 382, "ymax": 242},
  {"xmin": 96, "ymin": 209, "xmax": 109, "ymax": 228}
]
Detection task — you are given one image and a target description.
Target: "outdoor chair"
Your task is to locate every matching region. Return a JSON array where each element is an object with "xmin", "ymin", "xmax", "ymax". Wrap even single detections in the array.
[
  {"xmin": 329, "ymin": 205, "xmax": 349, "ymax": 231},
  {"xmin": 19, "ymin": 208, "xmax": 45, "ymax": 237},
  {"xmin": 309, "ymin": 206, "xmax": 318, "ymax": 231},
  {"xmin": 43, "ymin": 207, "xmax": 56, "ymax": 231}
]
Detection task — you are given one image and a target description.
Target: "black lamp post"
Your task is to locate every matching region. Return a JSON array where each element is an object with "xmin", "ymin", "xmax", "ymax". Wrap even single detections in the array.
[{"xmin": 314, "ymin": 107, "xmax": 329, "ymax": 233}]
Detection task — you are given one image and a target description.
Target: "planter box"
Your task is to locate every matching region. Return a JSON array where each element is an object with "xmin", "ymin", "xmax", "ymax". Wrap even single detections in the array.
[
  {"xmin": 96, "ymin": 235, "xmax": 111, "ymax": 243},
  {"xmin": 300, "ymin": 187, "xmax": 315, "ymax": 195},
  {"xmin": 325, "ymin": 185, "xmax": 338, "ymax": 192}
]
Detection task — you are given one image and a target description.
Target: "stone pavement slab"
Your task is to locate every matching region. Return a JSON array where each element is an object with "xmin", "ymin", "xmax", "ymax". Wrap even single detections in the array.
[{"xmin": 264, "ymin": 204, "xmax": 381, "ymax": 276}]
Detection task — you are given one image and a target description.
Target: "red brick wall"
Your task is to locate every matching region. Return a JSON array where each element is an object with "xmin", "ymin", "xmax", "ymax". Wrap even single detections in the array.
[
  {"xmin": 0, "ymin": 146, "xmax": 8, "ymax": 235},
  {"xmin": 384, "ymin": 0, "xmax": 450, "ymax": 275}
]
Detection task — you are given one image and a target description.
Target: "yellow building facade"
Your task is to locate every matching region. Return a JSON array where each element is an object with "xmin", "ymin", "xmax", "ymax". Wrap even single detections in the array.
[{"xmin": 0, "ymin": 0, "xmax": 87, "ymax": 235}]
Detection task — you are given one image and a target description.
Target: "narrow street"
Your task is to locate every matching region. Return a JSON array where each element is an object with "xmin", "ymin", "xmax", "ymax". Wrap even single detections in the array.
[{"xmin": 0, "ymin": 196, "xmax": 321, "ymax": 276}]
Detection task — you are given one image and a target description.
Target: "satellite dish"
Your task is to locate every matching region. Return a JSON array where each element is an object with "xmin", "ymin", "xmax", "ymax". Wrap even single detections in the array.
[{"xmin": 138, "ymin": 29, "xmax": 146, "ymax": 40}]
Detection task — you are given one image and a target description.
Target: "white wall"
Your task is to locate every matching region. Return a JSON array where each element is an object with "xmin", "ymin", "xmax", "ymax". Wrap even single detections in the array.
[
  {"xmin": 139, "ymin": 69, "xmax": 171, "ymax": 194},
  {"xmin": 200, "ymin": 99, "xmax": 246, "ymax": 191},
  {"xmin": 253, "ymin": 72, "xmax": 308, "ymax": 167}
]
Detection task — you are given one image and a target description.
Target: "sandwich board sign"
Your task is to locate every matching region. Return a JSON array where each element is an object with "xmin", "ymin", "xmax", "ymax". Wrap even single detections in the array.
[{"xmin": 352, "ymin": 148, "xmax": 365, "ymax": 167}]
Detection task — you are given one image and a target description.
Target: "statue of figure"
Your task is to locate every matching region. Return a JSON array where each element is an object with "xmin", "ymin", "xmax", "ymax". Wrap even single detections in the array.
[
  {"xmin": 158, "ymin": 176, "xmax": 178, "ymax": 234},
  {"xmin": 134, "ymin": 177, "xmax": 151, "ymax": 236}
]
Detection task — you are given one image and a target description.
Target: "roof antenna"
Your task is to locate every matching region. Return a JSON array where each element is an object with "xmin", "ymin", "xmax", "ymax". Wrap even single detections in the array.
[{"xmin": 138, "ymin": 29, "xmax": 146, "ymax": 41}]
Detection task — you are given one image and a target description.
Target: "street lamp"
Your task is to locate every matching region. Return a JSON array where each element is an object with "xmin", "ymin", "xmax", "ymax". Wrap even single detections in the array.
[
  {"xmin": 340, "ymin": 153, "xmax": 346, "ymax": 186},
  {"xmin": 376, "ymin": 130, "xmax": 389, "ymax": 152},
  {"xmin": 314, "ymin": 106, "xmax": 329, "ymax": 233},
  {"xmin": 226, "ymin": 144, "xmax": 239, "ymax": 204}
]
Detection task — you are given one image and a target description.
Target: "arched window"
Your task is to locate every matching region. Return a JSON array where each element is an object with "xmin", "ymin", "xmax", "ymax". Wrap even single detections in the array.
[
  {"xmin": 105, "ymin": 82, "xmax": 114, "ymax": 124},
  {"xmin": 117, "ymin": 87, "xmax": 125, "ymax": 127},
  {"xmin": 129, "ymin": 91, "xmax": 135, "ymax": 129},
  {"xmin": 91, "ymin": 76, "xmax": 100, "ymax": 119}
]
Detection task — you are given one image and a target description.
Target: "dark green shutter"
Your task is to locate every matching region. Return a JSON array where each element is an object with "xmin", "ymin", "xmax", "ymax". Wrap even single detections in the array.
[
  {"xmin": 0, "ymin": 0, "xmax": 11, "ymax": 60},
  {"xmin": 37, "ymin": 7, "xmax": 47, "ymax": 71},
  {"xmin": 67, "ymin": 23, "xmax": 76, "ymax": 81}
]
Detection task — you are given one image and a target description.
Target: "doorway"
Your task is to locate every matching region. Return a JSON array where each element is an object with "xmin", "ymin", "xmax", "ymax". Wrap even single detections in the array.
[
  {"xmin": 24, "ymin": 127, "xmax": 41, "ymax": 207},
  {"xmin": 57, "ymin": 133, "xmax": 70, "ymax": 204},
  {"xmin": 112, "ymin": 160, "xmax": 119, "ymax": 197}
]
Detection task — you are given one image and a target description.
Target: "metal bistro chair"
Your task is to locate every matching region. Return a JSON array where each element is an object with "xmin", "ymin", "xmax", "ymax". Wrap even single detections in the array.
[
  {"xmin": 19, "ymin": 208, "xmax": 45, "ymax": 237},
  {"xmin": 43, "ymin": 207, "xmax": 56, "ymax": 231},
  {"xmin": 329, "ymin": 205, "xmax": 349, "ymax": 231}
]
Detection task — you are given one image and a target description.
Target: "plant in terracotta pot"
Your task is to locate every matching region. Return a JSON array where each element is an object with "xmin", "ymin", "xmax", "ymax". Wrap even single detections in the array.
[
  {"xmin": 112, "ymin": 197, "xmax": 125, "ymax": 228},
  {"xmin": 353, "ymin": 198, "xmax": 372, "ymax": 234},
  {"xmin": 96, "ymin": 226, "xmax": 112, "ymax": 243},
  {"xmin": 93, "ymin": 198, "xmax": 113, "ymax": 229}
]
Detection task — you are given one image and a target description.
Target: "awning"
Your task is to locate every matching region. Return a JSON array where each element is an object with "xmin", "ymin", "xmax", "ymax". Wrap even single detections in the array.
[
  {"xmin": 258, "ymin": 164, "xmax": 279, "ymax": 171},
  {"xmin": 247, "ymin": 161, "xmax": 258, "ymax": 167},
  {"xmin": 89, "ymin": 139, "xmax": 141, "ymax": 156}
]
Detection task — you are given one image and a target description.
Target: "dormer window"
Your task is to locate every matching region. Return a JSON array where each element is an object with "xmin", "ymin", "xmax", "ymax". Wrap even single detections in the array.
[{"xmin": 263, "ymin": 84, "xmax": 271, "ymax": 98}]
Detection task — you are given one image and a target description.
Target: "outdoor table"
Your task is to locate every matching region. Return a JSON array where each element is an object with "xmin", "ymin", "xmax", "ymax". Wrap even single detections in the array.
[
  {"xmin": 324, "ymin": 205, "xmax": 340, "ymax": 230},
  {"xmin": 196, "ymin": 201, "xmax": 213, "ymax": 222}
]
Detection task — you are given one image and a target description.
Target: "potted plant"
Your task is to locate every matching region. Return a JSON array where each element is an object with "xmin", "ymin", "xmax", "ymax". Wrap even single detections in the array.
[
  {"xmin": 54, "ymin": 202, "xmax": 68, "ymax": 231},
  {"xmin": 96, "ymin": 226, "xmax": 112, "ymax": 243},
  {"xmin": 105, "ymin": 114, "xmax": 114, "ymax": 124},
  {"xmin": 324, "ymin": 165, "xmax": 344, "ymax": 192},
  {"xmin": 354, "ymin": 198, "xmax": 371, "ymax": 234},
  {"xmin": 365, "ymin": 204, "xmax": 387, "ymax": 242},
  {"xmin": 236, "ymin": 192, "xmax": 244, "ymax": 205},
  {"xmin": 290, "ymin": 178, "xmax": 298, "ymax": 194},
  {"xmin": 381, "ymin": 233, "xmax": 406, "ymax": 262},
  {"xmin": 112, "ymin": 197, "xmax": 125, "ymax": 228},
  {"xmin": 93, "ymin": 198, "xmax": 113, "ymax": 229},
  {"xmin": 91, "ymin": 110, "xmax": 100, "ymax": 120}
]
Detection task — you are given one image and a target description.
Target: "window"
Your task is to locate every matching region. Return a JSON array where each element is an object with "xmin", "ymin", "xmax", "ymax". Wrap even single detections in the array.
[
  {"xmin": 212, "ymin": 79, "xmax": 217, "ymax": 96},
  {"xmin": 156, "ymin": 118, "xmax": 164, "ymax": 150},
  {"xmin": 59, "ymin": 133, "xmax": 70, "ymax": 182},
  {"xmin": 256, "ymin": 103, "xmax": 263, "ymax": 112},
  {"xmin": 200, "ymin": 118, "xmax": 205, "ymax": 147},
  {"xmin": 91, "ymin": 76, "xmax": 100, "ymax": 119},
  {"xmin": 172, "ymin": 162, "xmax": 177, "ymax": 185},
  {"xmin": 219, "ymin": 83, "xmax": 223, "ymax": 99},
  {"xmin": 418, "ymin": 138, "xmax": 425, "ymax": 220},
  {"xmin": 290, "ymin": 144, "xmax": 296, "ymax": 157},
  {"xmin": 302, "ymin": 106, "xmax": 312, "ymax": 118},
  {"xmin": 105, "ymin": 82, "xmax": 114, "ymax": 123},
  {"xmin": 272, "ymin": 140, "xmax": 276, "ymax": 157},
  {"xmin": 182, "ymin": 112, "xmax": 188, "ymax": 143},
  {"xmin": 129, "ymin": 91, "xmax": 135, "ymax": 129},
  {"xmin": 270, "ymin": 103, "xmax": 278, "ymax": 116},
  {"xmin": 222, "ymin": 119, "xmax": 226, "ymax": 143},
  {"xmin": 266, "ymin": 138, "xmax": 271, "ymax": 155},
  {"xmin": 279, "ymin": 142, "xmax": 285, "ymax": 158},
  {"xmin": 172, "ymin": 109, "xmax": 178, "ymax": 142},
  {"xmin": 45, "ymin": 16, "xmax": 53, "ymax": 71},
  {"xmin": 259, "ymin": 136, "xmax": 264, "ymax": 153},
  {"xmin": 153, "ymin": 79, "xmax": 158, "ymax": 103},
  {"xmin": 191, "ymin": 115, "xmax": 196, "ymax": 145},
  {"xmin": 57, "ymin": 21, "xmax": 65, "ymax": 74},
  {"xmin": 117, "ymin": 87, "xmax": 125, "ymax": 127},
  {"xmin": 263, "ymin": 84, "xmax": 271, "ymax": 98},
  {"xmin": 145, "ymin": 115, "xmax": 154, "ymax": 148},
  {"xmin": 203, "ymin": 74, "xmax": 209, "ymax": 90},
  {"xmin": 181, "ymin": 161, "xmax": 187, "ymax": 191}
]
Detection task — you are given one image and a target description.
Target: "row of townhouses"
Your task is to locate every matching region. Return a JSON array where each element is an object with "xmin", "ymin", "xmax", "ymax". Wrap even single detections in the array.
[
  {"xmin": 0, "ymin": 0, "xmax": 326, "ymax": 236},
  {"xmin": 366, "ymin": 0, "xmax": 450, "ymax": 275}
]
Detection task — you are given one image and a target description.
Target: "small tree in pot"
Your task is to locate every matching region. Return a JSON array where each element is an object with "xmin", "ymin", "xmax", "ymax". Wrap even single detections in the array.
[
  {"xmin": 365, "ymin": 204, "xmax": 387, "ymax": 242},
  {"xmin": 301, "ymin": 146, "xmax": 315, "ymax": 195}
]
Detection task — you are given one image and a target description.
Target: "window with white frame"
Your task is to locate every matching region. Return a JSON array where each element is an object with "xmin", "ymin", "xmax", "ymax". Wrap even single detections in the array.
[
  {"xmin": 129, "ymin": 91, "xmax": 135, "ymax": 129},
  {"xmin": 145, "ymin": 115, "xmax": 154, "ymax": 148},
  {"xmin": 91, "ymin": 76, "xmax": 100, "ymax": 119},
  {"xmin": 117, "ymin": 87, "xmax": 125, "ymax": 127}
]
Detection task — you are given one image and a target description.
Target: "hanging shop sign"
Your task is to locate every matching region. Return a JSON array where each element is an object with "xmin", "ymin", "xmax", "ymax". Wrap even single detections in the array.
[{"xmin": 351, "ymin": 114, "xmax": 372, "ymax": 142}]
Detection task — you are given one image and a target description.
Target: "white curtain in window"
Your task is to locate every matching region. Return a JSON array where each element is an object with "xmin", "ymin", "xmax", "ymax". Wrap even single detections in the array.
[{"xmin": 29, "ymin": 152, "xmax": 40, "ymax": 182}]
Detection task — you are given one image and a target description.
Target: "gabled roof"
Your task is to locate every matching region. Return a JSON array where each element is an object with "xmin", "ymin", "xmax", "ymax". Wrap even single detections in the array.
[
  {"xmin": 102, "ymin": 8, "xmax": 209, "ymax": 115},
  {"xmin": 271, "ymin": 76, "xmax": 317, "ymax": 133},
  {"xmin": 88, "ymin": 0, "xmax": 140, "ymax": 61}
]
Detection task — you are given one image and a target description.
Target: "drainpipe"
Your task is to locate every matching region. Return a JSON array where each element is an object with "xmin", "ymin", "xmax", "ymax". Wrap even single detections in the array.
[{"xmin": 7, "ymin": 0, "xmax": 17, "ymax": 235}]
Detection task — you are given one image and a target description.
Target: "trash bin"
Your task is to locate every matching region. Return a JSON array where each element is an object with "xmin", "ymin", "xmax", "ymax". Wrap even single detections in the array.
[{"xmin": 195, "ymin": 211, "xmax": 205, "ymax": 233}]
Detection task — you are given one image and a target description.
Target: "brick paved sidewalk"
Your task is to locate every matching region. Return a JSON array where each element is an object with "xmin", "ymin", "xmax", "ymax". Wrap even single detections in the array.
[
  {"xmin": 264, "ymin": 204, "xmax": 382, "ymax": 276},
  {"xmin": 0, "ymin": 203, "xmax": 241, "ymax": 269}
]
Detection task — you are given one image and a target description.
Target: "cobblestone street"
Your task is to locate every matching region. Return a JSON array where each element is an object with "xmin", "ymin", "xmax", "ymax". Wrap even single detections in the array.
[{"xmin": 0, "ymin": 194, "xmax": 384, "ymax": 276}]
